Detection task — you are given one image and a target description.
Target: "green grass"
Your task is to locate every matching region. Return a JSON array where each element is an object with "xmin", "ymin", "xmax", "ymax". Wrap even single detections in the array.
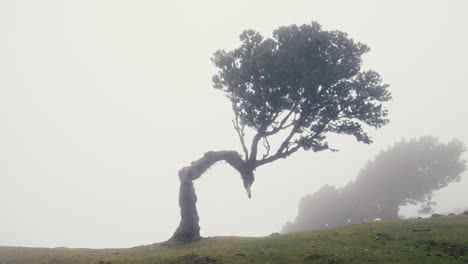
[{"xmin": 1, "ymin": 215, "xmax": 468, "ymax": 263}]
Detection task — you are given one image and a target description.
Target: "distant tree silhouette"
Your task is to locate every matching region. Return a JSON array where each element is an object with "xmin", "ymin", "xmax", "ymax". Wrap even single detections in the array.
[
  {"xmin": 169, "ymin": 22, "xmax": 391, "ymax": 244},
  {"xmin": 282, "ymin": 136, "xmax": 466, "ymax": 233}
]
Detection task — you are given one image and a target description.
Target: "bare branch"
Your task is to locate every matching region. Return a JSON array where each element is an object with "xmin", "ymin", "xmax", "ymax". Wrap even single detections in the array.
[
  {"xmin": 266, "ymin": 85, "xmax": 330, "ymax": 155},
  {"xmin": 262, "ymin": 136, "xmax": 271, "ymax": 159},
  {"xmin": 248, "ymin": 132, "xmax": 263, "ymax": 164},
  {"xmin": 274, "ymin": 110, "xmax": 310, "ymax": 155},
  {"xmin": 255, "ymin": 142, "xmax": 302, "ymax": 167},
  {"xmin": 254, "ymin": 118, "xmax": 305, "ymax": 167},
  {"xmin": 180, "ymin": 150, "xmax": 245, "ymax": 182},
  {"xmin": 232, "ymin": 108, "xmax": 249, "ymax": 161},
  {"xmin": 255, "ymin": 109, "xmax": 337, "ymax": 168},
  {"xmin": 266, "ymin": 101, "xmax": 299, "ymax": 135}
]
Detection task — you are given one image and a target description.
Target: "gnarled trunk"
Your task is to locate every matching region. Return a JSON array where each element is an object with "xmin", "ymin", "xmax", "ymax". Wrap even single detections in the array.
[
  {"xmin": 170, "ymin": 179, "xmax": 201, "ymax": 243},
  {"xmin": 167, "ymin": 150, "xmax": 254, "ymax": 244}
]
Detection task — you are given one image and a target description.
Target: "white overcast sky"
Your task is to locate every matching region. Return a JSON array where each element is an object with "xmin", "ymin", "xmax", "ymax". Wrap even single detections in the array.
[{"xmin": 1, "ymin": 0, "xmax": 467, "ymax": 248}]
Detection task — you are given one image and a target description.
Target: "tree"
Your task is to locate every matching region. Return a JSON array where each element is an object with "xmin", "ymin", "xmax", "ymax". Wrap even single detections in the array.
[
  {"xmin": 282, "ymin": 136, "xmax": 466, "ymax": 233},
  {"xmin": 169, "ymin": 22, "xmax": 391, "ymax": 244}
]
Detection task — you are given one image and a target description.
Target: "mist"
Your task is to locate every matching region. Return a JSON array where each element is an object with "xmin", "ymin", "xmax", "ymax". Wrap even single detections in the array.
[
  {"xmin": 282, "ymin": 136, "xmax": 466, "ymax": 233},
  {"xmin": 1, "ymin": 0, "xmax": 468, "ymax": 248}
]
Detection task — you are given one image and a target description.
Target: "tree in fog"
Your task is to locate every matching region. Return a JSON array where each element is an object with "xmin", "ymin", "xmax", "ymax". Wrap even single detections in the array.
[
  {"xmin": 283, "ymin": 136, "xmax": 466, "ymax": 233},
  {"xmin": 169, "ymin": 22, "xmax": 391, "ymax": 243}
]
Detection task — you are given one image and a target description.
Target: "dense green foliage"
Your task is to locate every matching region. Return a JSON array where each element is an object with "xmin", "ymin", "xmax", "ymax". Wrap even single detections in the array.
[
  {"xmin": 212, "ymin": 22, "xmax": 391, "ymax": 163},
  {"xmin": 2, "ymin": 215, "xmax": 467, "ymax": 263}
]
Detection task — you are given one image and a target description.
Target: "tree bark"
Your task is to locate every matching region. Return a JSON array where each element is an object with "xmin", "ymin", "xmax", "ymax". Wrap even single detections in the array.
[{"xmin": 167, "ymin": 150, "xmax": 254, "ymax": 244}]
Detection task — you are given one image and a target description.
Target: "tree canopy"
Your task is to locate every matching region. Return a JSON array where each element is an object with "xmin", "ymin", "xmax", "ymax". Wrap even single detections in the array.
[
  {"xmin": 170, "ymin": 21, "xmax": 391, "ymax": 243},
  {"xmin": 212, "ymin": 22, "xmax": 390, "ymax": 173},
  {"xmin": 282, "ymin": 136, "xmax": 466, "ymax": 233}
]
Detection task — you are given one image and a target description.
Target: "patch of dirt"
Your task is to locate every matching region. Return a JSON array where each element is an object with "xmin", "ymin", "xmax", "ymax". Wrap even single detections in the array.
[
  {"xmin": 375, "ymin": 232, "xmax": 394, "ymax": 241},
  {"xmin": 304, "ymin": 252, "xmax": 322, "ymax": 260},
  {"xmin": 165, "ymin": 253, "xmax": 220, "ymax": 264},
  {"xmin": 415, "ymin": 240, "xmax": 468, "ymax": 258},
  {"xmin": 304, "ymin": 253, "xmax": 342, "ymax": 263}
]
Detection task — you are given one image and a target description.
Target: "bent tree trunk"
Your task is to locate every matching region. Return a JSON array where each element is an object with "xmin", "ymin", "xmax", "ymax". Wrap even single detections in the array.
[{"xmin": 168, "ymin": 150, "xmax": 254, "ymax": 244}]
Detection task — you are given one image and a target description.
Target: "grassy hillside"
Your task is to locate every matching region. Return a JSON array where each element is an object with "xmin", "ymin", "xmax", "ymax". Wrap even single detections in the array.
[{"xmin": 1, "ymin": 215, "xmax": 467, "ymax": 264}]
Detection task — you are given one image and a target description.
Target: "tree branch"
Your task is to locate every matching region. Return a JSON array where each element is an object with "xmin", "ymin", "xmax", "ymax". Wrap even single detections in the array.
[
  {"xmin": 268, "ymin": 85, "xmax": 330, "ymax": 156},
  {"xmin": 262, "ymin": 136, "xmax": 271, "ymax": 159},
  {"xmin": 274, "ymin": 110, "xmax": 310, "ymax": 156},
  {"xmin": 265, "ymin": 101, "xmax": 299, "ymax": 135},
  {"xmin": 179, "ymin": 150, "xmax": 245, "ymax": 182},
  {"xmin": 178, "ymin": 150, "xmax": 255, "ymax": 197},
  {"xmin": 248, "ymin": 132, "xmax": 263, "ymax": 164},
  {"xmin": 255, "ymin": 108, "xmax": 338, "ymax": 168},
  {"xmin": 232, "ymin": 109, "xmax": 249, "ymax": 160}
]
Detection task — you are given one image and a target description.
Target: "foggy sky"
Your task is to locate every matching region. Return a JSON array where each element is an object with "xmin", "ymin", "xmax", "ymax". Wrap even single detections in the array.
[{"xmin": 1, "ymin": 0, "xmax": 467, "ymax": 248}]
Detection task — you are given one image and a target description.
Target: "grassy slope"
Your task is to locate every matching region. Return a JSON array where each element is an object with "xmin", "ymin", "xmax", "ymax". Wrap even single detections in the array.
[{"xmin": 1, "ymin": 215, "xmax": 467, "ymax": 264}]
